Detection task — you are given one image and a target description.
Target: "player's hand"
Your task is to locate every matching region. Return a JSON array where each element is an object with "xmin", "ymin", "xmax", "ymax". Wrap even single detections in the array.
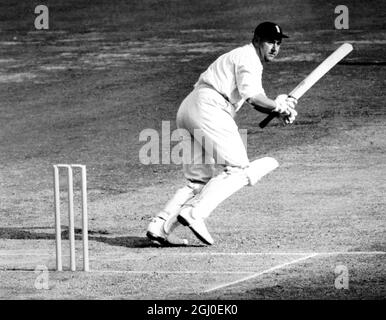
[
  {"xmin": 273, "ymin": 94, "xmax": 289, "ymax": 114},
  {"xmin": 273, "ymin": 94, "xmax": 296, "ymax": 115},
  {"xmin": 284, "ymin": 96, "xmax": 298, "ymax": 124},
  {"xmin": 285, "ymin": 96, "xmax": 298, "ymax": 109},
  {"xmin": 282, "ymin": 107, "xmax": 298, "ymax": 125}
]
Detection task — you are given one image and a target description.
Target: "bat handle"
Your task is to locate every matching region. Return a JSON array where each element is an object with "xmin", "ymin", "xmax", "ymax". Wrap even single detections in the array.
[
  {"xmin": 258, "ymin": 95, "xmax": 297, "ymax": 128},
  {"xmin": 258, "ymin": 112, "xmax": 279, "ymax": 128}
]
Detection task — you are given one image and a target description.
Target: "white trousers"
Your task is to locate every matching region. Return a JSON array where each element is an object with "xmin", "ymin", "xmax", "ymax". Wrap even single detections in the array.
[
  {"xmin": 159, "ymin": 85, "xmax": 279, "ymax": 230},
  {"xmin": 176, "ymin": 86, "xmax": 249, "ymax": 183}
]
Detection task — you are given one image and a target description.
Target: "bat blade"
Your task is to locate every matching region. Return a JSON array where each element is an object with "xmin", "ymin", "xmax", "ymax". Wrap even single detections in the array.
[{"xmin": 259, "ymin": 43, "xmax": 353, "ymax": 128}]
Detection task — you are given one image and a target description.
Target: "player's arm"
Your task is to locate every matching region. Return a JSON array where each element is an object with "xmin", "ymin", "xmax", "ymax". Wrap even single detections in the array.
[
  {"xmin": 246, "ymin": 94, "xmax": 297, "ymax": 116},
  {"xmin": 235, "ymin": 52, "xmax": 296, "ymax": 117},
  {"xmin": 246, "ymin": 94, "xmax": 277, "ymax": 114}
]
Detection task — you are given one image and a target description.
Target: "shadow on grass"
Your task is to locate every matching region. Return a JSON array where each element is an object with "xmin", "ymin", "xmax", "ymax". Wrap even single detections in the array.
[
  {"xmin": 0, "ymin": 227, "xmax": 54, "ymax": 240},
  {"xmin": 0, "ymin": 227, "xmax": 200, "ymax": 248},
  {"xmin": 93, "ymin": 235, "xmax": 200, "ymax": 248}
]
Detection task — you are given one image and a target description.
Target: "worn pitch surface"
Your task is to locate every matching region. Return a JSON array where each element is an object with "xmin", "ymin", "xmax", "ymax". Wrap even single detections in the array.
[{"xmin": 0, "ymin": 0, "xmax": 385, "ymax": 299}]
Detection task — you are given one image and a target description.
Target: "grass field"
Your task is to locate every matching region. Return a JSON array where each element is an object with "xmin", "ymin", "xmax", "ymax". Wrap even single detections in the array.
[{"xmin": 0, "ymin": 0, "xmax": 385, "ymax": 300}]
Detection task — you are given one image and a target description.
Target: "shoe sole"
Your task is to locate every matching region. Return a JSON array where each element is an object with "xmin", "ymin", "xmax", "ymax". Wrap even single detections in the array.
[
  {"xmin": 177, "ymin": 215, "xmax": 213, "ymax": 245},
  {"xmin": 146, "ymin": 231, "xmax": 188, "ymax": 247},
  {"xmin": 146, "ymin": 231, "xmax": 165, "ymax": 245}
]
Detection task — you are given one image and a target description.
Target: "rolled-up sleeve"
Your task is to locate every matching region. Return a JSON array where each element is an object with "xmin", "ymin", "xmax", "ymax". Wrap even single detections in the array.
[{"xmin": 235, "ymin": 50, "xmax": 265, "ymax": 100}]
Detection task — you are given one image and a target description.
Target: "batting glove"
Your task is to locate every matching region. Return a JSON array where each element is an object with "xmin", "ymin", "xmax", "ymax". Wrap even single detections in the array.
[
  {"xmin": 274, "ymin": 94, "xmax": 295, "ymax": 115},
  {"xmin": 273, "ymin": 94, "xmax": 288, "ymax": 113},
  {"xmin": 285, "ymin": 96, "xmax": 298, "ymax": 109},
  {"xmin": 283, "ymin": 107, "xmax": 298, "ymax": 124}
]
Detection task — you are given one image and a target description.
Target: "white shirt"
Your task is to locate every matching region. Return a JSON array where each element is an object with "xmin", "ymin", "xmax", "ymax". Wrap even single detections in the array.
[{"xmin": 194, "ymin": 43, "xmax": 265, "ymax": 112}]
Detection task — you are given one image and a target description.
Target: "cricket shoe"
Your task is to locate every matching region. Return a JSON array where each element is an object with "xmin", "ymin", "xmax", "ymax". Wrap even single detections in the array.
[
  {"xmin": 146, "ymin": 217, "xmax": 188, "ymax": 246},
  {"xmin": 177, "ymin": 207, "xmax": 214, "ymax": 245}
]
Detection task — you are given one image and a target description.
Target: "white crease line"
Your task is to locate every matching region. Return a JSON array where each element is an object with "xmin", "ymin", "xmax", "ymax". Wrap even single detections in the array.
[
  {"xmin": 1, "ymin": 251, "xmax": 385, "ymax": 274},
  {"xmin": 106, "ymin": 251, "xmax": 386, "ymax": 260},
  {"xmin": 0, "ymin": 269, "xmax": 254, "ymax": 275},
  {"xmin": 317, "ymin": 251, "xmax": 386, "ymax": 256},
  {"xmin": 0, "ymin": 251, "xmax": 385, "ymax": 258},
  {"xmin": 89, "ymin": 270, "xmax": 254, "ymax": 275},
  {"xmin": 99, "ymin": 253, "xmax": 307, "ymax": 262},
  {"xmin": 203, "ymin": 253, "xmax": 319, "ymax": 293}
]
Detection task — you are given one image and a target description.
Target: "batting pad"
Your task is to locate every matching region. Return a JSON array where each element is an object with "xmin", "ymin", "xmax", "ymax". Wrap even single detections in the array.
[
  {"xmin": 180, "ymin": 157, "xmax": 278, "ymax": 220},
  {"xmin": 162, "ymin": 183, "xmax": 204, "ymax": 234},
  {"xmin": 245, "ymin": 157, "xmax": 279, "ymax": 185}
]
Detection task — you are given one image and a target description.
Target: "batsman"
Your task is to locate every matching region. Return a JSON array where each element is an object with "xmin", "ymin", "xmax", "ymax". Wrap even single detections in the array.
[{"xmin": 146, "ymin": 22, "xmax": 298, "ymax": 246}]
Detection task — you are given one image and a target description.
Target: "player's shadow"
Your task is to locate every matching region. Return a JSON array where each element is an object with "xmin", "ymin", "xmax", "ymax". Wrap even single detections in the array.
[
  {"xmin": 94, "ymin": 235, "xmax": 201, "ymax": 248},
  {"xmin": 0, "ymin": 227, "xmax": 201, "ymax": 248},
  {"xmin": 93, "ymin": 230, "xmax": 204, "ymax": 248},
  {"xmin": 0, "ymin": 227, "xmax": 55, "ymax": 240},
  {"xmin": 94, "ymin": 235, "xmax": 156, "ymax": 248},
  {"xmin": 0, "ymin": 227, "xmax": 152, "ymax": 248}
]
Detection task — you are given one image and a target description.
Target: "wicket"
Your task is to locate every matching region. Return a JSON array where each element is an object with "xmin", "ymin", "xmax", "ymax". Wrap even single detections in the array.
[{"xmin": 53, "ymin": 164, "xmax": 89, "ymax": 272}]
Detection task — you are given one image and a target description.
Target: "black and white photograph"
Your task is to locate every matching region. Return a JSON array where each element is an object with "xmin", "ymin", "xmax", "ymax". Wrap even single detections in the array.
[{"xmin": 0, "ymin": 0, "xmax": 385, "ymax": 305}]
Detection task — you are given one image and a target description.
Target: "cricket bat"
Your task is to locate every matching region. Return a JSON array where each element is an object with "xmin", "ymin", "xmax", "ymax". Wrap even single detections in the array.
[{"xmin": 259, "ymin": 43, "xmax": 353, "ymax": 128}]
